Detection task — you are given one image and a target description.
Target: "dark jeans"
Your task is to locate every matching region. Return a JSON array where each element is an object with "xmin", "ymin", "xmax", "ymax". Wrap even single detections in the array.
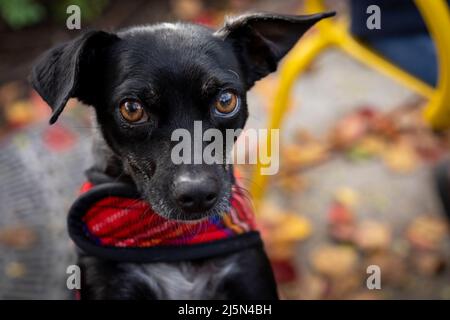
[{"xmin": 365, "ymin": 35, "xmax": 438, "ymax": 87}]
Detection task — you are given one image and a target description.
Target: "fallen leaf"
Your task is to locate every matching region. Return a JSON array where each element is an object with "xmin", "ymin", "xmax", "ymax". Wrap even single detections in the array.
[
  {"xmin": 270, "ymin": 259, "xmax": 298, "ymax": 284},
  {"xmin": 171, "ymin": 0, "xmax": 204, "ymax": 21},
  {"xmin": 283, "ymin": 142, "xmax": 329, "ymax": 169},
  {"xmin": 406, "ymin": 215, "xmax": 448, "ymax": 251},
  {"xmin": 297, "ymin": 274, "xmax": 327, "ymax": 299},
  {"xmin": 329, "ymin": 108, "xmax": 375, "ymax": 150},
  {"xmin": 0, "ymin": 225, "xmax": 37, "ymax": 250},
  {"xmin": 365, "ymin": 252, "xmax": 408, "ymax": 286},
  {"xmin": 370, "ymin": 113, "xmax": 398, "ymax": 139},
  {"xmin": 354, "ymin": 220, "xmax": 392, "ymax": 252},
  {"xmin": 4, "ymin": 100, "xmax": 35, "ymax": 126},
  {"xmin": 259, "ymin": 203, "xmax": 312, "ymax": 260},
  {"xmin": 382, "ymin": 141, "xmax": 419, "ymax": 173},
  {"xmin": 410, "ymin": 251, "xmax": 446, "ymax": 276},
  {"xmin": 328, "ymin": 273, "xmax": 362, "ymax": 298},
  {"xmin": 5, "ymin": 262, "xmax": 26, "ymax": 279},
  {"xmin": 310, "ymin": 245, "xmax": 359, "ymax": 278},
  {"xmin": 270, "ymin": 213, "xmax": 312, "ymax": 243},
  {"xmin": 0, "ymin": 81, "xmax": 23, "ymax": 106},
  {"xmin": 42, "ymin": 123, "xmax": 77, "ymax": 152},
  {"xmin": 347, "ymin": 135, "xmax": 386, "ymax": 161},
  {"xmin": 334, "ymin": 187, "xmax": 359, "ymax": 208},
  {"xmin": 327, "ymin": 201, "xmax": 356, "ymax": 242}
]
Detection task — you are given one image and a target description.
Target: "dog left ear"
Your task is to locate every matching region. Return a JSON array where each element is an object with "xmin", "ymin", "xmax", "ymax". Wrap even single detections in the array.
[
  {"xmin": 215, "ymin": 12, "xmax": 335, "ymax": 88},
  {"xmin": 30, "ymin": 30, "xmax": 120, "ymax": 124}
]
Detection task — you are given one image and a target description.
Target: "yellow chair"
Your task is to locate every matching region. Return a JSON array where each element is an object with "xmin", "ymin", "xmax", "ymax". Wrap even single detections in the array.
[{"xmin": 250, "ymin": 0, "xmax": 450, "ymax": 206}]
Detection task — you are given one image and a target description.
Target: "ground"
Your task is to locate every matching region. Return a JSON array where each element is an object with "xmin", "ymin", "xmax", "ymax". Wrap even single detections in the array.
[{"xmin": 244, "ymin": 49, "xmax": 450, "ymax": 299}]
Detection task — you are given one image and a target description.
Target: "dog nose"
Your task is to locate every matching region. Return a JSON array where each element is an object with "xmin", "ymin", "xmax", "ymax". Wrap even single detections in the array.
[{"xmin": 173, "ymin": 171, "xmax": 219, "ymax": 213}]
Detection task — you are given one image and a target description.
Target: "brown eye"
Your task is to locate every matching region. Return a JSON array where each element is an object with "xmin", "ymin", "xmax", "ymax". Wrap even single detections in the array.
[
  {"xmin": 119, "ymin": 100, "xmax": 148, "ymax": 123},
  {"xmin": 214, "ymin": 90, "xmax": 239, "ymax": 115}
]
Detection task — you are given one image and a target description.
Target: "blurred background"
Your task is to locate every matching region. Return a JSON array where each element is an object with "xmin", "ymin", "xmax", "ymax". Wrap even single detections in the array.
[{"xmin": 0, "ymin": 0, "xmax": 449, "ymax": 299}]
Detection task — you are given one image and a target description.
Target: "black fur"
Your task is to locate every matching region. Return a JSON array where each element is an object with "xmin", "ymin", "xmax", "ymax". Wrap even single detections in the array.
[{"xmin": 31, "ymin": 12, "xmax": 334, "ymax": 300}]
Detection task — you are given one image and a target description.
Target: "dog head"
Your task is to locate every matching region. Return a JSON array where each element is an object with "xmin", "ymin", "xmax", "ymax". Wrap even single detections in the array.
[{"xmin": 31, "ymin": 12, "xmax": 334, "ymax": 221}]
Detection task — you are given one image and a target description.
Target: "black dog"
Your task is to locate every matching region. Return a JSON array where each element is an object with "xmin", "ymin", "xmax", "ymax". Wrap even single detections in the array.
[{"xmin": 31, "ymin": 12, "xmax": 333, "ymax": 299}]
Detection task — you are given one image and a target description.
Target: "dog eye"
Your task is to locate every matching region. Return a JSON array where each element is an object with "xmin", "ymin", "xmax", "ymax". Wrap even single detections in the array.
[
  {"xmin": 214, "ymin": 90, "xmax": 239, "ymax": 115},
  {"xmin": 119, "ymin": 100, "xmax": 148, "ymax": 123}
]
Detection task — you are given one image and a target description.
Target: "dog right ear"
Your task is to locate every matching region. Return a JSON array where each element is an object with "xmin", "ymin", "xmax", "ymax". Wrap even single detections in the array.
[
  {"xmin": 215, "ymin": 12, "xmax": 334, "ymax": 88},
  {"xmin": 30, "ymin": 30, "xmax": 119, "ymax": 124}
]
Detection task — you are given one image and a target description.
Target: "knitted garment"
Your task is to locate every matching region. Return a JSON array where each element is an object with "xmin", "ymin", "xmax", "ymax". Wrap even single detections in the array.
[{"xmin": 68, "ymin": 181, "xmax": 262, "ymax": 262}]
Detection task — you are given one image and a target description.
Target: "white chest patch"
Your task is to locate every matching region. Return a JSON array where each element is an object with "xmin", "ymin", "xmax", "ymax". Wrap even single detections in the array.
[{"xmin": 122, "ymin": 257, "xmax": 238, "ymax": 299}]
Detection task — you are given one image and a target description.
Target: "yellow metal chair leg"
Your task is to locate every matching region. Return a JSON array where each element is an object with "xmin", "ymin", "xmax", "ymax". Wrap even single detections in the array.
[
  {"xmin": 416, "ymin": 0, "xmax": 450, "ymax": 129},
  {"xmin": 250, "ymin": 0, "xmax": 450, "ymax": 207},
  {"xmin": 335, "ymin": 26, "xmax": 434, "ymax": 99},
  {"xmin": 250, "ymin": 33, "xmax": 330, "ymax": 203}
]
